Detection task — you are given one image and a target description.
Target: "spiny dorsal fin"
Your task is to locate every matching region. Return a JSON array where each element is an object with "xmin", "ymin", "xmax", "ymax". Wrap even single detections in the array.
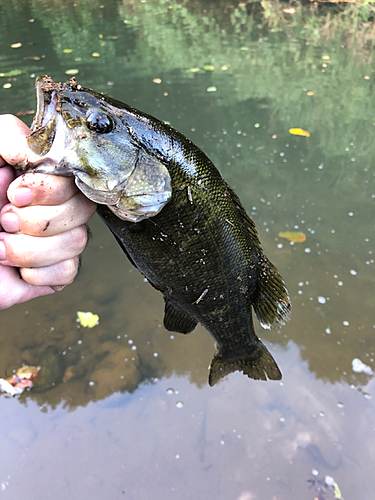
[
  {"xmin": 164, "ymin": 299, "xmax": 198, "ymax": 334},
  {"xmin": 208, "ymin": 339, "xmax": 281, "ymax": 386},
  {"xmin": 252, "ymin": 253, "xmax": 291, "ymax": 329}
]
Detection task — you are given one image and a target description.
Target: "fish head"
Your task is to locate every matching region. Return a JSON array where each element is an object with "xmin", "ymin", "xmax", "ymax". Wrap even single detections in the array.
[{"xmin": 18, "ymin": 75, "xmax": 172, "ymax": 222}]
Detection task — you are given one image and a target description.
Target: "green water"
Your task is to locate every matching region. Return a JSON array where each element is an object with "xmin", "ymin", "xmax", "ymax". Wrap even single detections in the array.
[{"xmin": 1, "ymin": 1, "xmax": 375, "ymax": 499}]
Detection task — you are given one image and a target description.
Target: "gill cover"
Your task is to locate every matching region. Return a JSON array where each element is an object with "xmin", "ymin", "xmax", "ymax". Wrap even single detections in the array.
[{"xmin": 19, "ymin": 75, "xmax": 172, "ymax": 222}]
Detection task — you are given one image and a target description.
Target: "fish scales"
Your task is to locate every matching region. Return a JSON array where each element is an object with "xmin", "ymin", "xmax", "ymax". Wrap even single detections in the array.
[{"xmin": 15, "ymin": 76, "xmax": 291, "ymax": 386}]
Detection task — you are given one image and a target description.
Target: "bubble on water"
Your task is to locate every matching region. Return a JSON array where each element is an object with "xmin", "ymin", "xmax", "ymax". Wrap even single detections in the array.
[
  {"xmin": 338, "ymin": 281, "xmax": 343, "ymax": 286},
  {"xmin": 166, "ymin": 388, "xmax": 174, "ymax": 394},
  {"xmin": 220, "ymin": 440, "xmax": 225, "ymax": 445},
  {"xmin": 337, "ymin": 402, "xmax": 344, "ymax": 408},
  {"xmin": 279, "ymin": 417, "xmax": 285, "ymax": 422},
  {"xmin": 153, "ymin": 352, "xmax": 158, "ymax": 357},
  {"xmin": 312, "ymin": 469, "xmax": 319, "ymax": 476},
  {"xmin": 176, "ymin": 401, "xmax": 184, "ymax": 408},
  {"xmin": 175, "ymin": 454, "xmax": 180, "ymax": 459},
  {"xmin": 131, "ymin": 345, "xmax": 137, "ymax": 351},
  {"xmin": 128, "ymin": 339, "xmax": 134, "ymax": 344},
  {"xmin": 305, "ymin": 248, "xmax": 311, "ymax": 253},
  {"xmin": 350, "ymin": 269, "xmax": 357, "ymax": 275},
  {"xmin": 277, "ymin": 243, "xmax": 283, "ymax": 249},
  {"xmin": 319, "ymin": 412, "xmax": 325, "ymax": 417},
  {"xmin": 318, "ymin": 296, "xmax": 326, "ymax": 304},
  {"xmin": 348, "ymin": 212, "xmax": 354, "ymax": 216},
  {"xmin": 89, "ymin": 381, "xmax": 95, "ymax": 386},
  {"xmin": 343, "ymin": 321, "xmax": 349, "ymax": 326},
  {"xmin": 325, "ymin": 327, "xmax": 331, "ymax": 334}
]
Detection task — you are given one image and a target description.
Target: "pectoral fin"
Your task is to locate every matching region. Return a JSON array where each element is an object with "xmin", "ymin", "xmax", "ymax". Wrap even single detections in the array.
[
  {"xmin": 208, "ymin": 340, "xmax": 281, "ymax": 386},
  {"xmin": 252, "ymin": 253, "xmax": 292, "ymax": 329},
  {"xmin": 163, "ymin": 299, "xmax": 198, "ymax": 334}
]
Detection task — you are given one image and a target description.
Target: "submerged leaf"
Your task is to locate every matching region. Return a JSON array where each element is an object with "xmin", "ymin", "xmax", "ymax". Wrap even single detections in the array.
[
  {"xmin": 278, "ymin": 231, "xmax": 306, "ymax": 243},
  {"xmin": 289, "ymin": 128, "xmax": 310, "ymax": 137},
  {"xmin": 77, "ymin": 311, "xmax": 99, "ymax": 328}
]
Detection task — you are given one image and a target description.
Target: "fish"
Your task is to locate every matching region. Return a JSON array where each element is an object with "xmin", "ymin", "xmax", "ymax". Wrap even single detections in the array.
[{"xmin": 16, "ymin": 75, "xmax": 291, "ymax": 386}]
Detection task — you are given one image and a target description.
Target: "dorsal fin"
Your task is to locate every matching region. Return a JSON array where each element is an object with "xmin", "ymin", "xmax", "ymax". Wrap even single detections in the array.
[{"xmin": 252, "ymin": 253, "xmax": 291, "ymax": 329}]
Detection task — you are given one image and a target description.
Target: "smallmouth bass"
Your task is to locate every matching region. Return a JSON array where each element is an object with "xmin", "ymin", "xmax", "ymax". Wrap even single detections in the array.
[{"xmin": 17, "ymin": 76, "xmax": 291, "ymax": 386}]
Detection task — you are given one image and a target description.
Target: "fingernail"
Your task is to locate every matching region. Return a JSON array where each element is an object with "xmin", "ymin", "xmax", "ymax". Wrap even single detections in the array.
[
  {"xmin": 51, "ymin": 285, "xmax": 66, "ymax": 292},
  {"xmin": 13, "ymin": 187, "xmax": 33, "ymax": 206},
  {"xmin": 1, "ymin": 212, "xmax": 19, "ymax": 233},
  {"xmin": 0, "ymin": 241, "xmax": 6, "ymax": 261}
]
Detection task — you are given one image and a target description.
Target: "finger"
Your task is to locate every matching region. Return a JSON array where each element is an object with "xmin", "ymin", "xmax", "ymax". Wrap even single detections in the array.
[
  {"xmin": 1, "ymin": 191, "xmax": 96, "ymax": 236},
  {"xmin": 0, "ymin": 166, "xmax": 15, "ymax": 211},
  {"xmin": 20, "ymin": 256, "xmax": 80, "ymax": 286},
  {"xmin": 0, "ymin": 225, "xmax": 87, "ymax": 268},
  {"xmin": 0, "ymin": 115, "xmax": 31, "ymax": 166},
  {"xmin": 0, "ymin": 265, "xmax": 54, "ymax": 311},
  {"xmin": 8, "ymin": 173, "xmax": 79, "ymax": 207}
]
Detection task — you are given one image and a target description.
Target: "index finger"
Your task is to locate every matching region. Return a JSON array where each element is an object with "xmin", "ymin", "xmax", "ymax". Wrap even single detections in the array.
[{"xmin": 7, "ymin": 172, "xmax": 78, "ymax": 207}]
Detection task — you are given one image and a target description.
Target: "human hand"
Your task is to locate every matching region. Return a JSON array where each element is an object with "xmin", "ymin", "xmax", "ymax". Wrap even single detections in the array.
[{"xmin": 0, "ymin": 115, "xmax": 97, "ymax": 310}]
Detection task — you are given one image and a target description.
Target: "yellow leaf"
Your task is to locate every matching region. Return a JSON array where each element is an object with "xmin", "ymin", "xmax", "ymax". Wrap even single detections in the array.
[
  {"xmin": 77, "ymin": 311, "xmax": 99, "ymax": 328},
  {"xmin": 63, "ymin": 49, "xmax": 73, "ymax": 53},
  {"xmin": 15, "ymin": 366, "xmax": 40, "ymax": 379},
  {"xmin": 278, "ymin": 231, "xmax": 306, "ymax": 243},
  {"xmin": 289, "ymin": 128, "xmax": 310, "ymax": 137},
  {"xmin": 91, "ymin": 52, "xmax": 100, "ymax": 57}
]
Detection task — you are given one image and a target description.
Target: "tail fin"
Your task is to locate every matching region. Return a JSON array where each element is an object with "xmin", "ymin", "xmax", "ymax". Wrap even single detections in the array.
[{"xmin": 208, "ymin": 340, "xmax": 281, "ymax": 386}]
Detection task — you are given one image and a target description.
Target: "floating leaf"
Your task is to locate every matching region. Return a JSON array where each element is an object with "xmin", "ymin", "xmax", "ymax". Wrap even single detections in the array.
[
  {"xmin": 91, "ymin": 52, "xmax": 100, "ymax": 57},
  {"xmin": 289, "ymin": 128, "xmax": 310, "ymax": 137},
  {"xmin": 10, "ymin": 42, "xmax": 22, "ymax": 49},
  {"xmin": 2, "ymin": 83, "xmax": 12, "ymax": 89},
  {"xmin": 65, "ymin": 68, "xmax": 79, "ymax": 75},
  {"xmin": 0, "ymin": 69, "xmax": 25, "ymax": 77},
  {"xmin": 77, "ymin": 311, "xmax": 99, "ymax": 328},
  {"xmin": 153, "ymin": 78, "xmax": 162, "ymax": 84},
  {"xmin": 187, "ymin": 67, "xmax": 200, "ymax": 72},
  {"xmin": 206, "ymin": 86, "xmax": 217, "ymax": 92},
  {"xmin": 203, "ymin": 65, "xmax": 214, "ymax": 71},
  {"xmin": 63, "ymin": 48, "xmax": 73, "ymax": 53},
  {"xmin": 16, "ymin": 109, "xmax": 35, "ymax": 116},
  {"xmin": 278, "ymin": 231, "xmax": 306, "ymax": 243}
]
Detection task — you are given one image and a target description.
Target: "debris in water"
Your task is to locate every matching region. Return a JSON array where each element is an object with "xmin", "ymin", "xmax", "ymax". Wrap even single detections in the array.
[
  {"xmin": 278, "ymin": 231, "xmax": 306, "ymax": 243},
  {"xmin": 77, "ymin": 311, "xmax": 99, "ymax": 328},
  {"xmin": 0, "ymin": 365, "xmax": 40, "ymax": 396},
  {"xmin": 352, "ymin": 358, "xmax": 373, "ymax": 375},
  {"xmin": 289, "ymin": 128, "xmax": 310, "ymax": 137}
]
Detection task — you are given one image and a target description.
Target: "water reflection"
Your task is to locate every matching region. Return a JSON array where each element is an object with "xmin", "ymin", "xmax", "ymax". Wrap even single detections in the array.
[{"xmin": 1, "ymin": 2, "xmax": 375, "ymax": 498}]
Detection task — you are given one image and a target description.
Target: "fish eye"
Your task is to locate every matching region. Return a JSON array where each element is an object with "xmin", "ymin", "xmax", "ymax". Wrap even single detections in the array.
[{"xmin": 86, "ymin": 111, "xmax": 113, "ymax": 134}]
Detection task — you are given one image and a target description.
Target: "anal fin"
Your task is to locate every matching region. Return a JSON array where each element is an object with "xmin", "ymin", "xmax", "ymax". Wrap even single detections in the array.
[
  {"xmin": 163, "ymin": 299, "xmax": 198, "ymax": 334},
  {"xmin": 208, "ymin": 340, "xmax": 281, "ymax": 386}
]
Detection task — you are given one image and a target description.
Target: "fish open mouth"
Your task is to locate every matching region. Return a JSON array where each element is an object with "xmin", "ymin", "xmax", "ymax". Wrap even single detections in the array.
[
  {"xmin": 31, "ymin": 76, "xmax": 60, "ymax": 132},
  {"xmin": 26, "ymin": 76, "xmax": 62, "ymax": 157}
]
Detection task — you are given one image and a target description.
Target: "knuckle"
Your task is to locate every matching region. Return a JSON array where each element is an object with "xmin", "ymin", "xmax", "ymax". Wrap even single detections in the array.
[{"xmin": 70, "ymin": 226, "xmax": 88, "ymax": 253}]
